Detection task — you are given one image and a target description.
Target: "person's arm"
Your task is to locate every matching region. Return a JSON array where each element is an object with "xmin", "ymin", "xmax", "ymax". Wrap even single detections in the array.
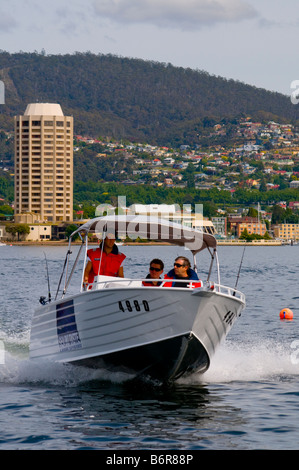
[
  {"xmin": 117, "ymin": 266, "xmax": 124, "ymax": 278},
  {"xmin": 83, "ymin": 260, "xmax": 93, "ymax": 283}
]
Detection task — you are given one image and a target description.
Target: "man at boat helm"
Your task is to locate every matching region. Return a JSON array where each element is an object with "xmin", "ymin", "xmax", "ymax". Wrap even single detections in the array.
[
  {"xmin": 83, "ymin": 233, "xmax": 126, "ymax": 288},
  {"xmin": 163, "ymin": 256, "xmax": 201, "ymax": 288}
]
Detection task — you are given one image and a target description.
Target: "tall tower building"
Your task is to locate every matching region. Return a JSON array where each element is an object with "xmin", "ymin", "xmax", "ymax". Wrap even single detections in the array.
[{"xmin": 14, "ymin": 103, "xmax": 73, "ymax": 223}]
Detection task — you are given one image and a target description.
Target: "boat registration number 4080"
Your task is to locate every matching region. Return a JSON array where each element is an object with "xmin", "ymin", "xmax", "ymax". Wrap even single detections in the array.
[{"xmin": 118, "ymin": 299, "xmax": 150, "ymax": 313}]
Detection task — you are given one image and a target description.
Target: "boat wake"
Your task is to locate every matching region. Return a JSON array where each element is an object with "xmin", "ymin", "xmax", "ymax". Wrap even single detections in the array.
[
  {"xmin": 0, "ymin": 328, "xmax": 134, "ymax": 387},
  {"xmin": 0, "ymin": 353, "xmax": 137, "ymax": 388},
  {"xmin": 0, "ymin": 333, "xmax": 297, "ymax": 388},
  {"xmin": 179, "ymin": 338, "xmax": 299, "ymax": 385}
]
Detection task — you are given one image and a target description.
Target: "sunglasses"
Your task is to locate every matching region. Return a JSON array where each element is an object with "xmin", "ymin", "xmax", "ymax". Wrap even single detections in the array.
[
  {"xmin": 174, "ymin": 263, "xmax": 186, "ymax": 268},
  {"xmin": 150, "ymin": 266, "xmax": 162, "ymax": 272}
]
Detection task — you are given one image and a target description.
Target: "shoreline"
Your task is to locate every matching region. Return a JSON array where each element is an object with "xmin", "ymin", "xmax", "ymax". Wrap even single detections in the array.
[
  {"xmin": 1, "ymin": 240, "xmax": 287, "ymax": 247},
  {"xmin": 217, "ymin": 240, "xmax": 283, "ymax": 246}
]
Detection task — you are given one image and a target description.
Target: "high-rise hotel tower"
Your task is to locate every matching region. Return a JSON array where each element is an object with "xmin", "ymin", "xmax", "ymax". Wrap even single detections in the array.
[{"xmin": 14, "ymin": 103, "xmax": 73, "ymax": 223}]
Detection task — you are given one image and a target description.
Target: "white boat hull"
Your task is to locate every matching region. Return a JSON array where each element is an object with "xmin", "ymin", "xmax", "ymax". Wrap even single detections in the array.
[{"xmin": 30, "ymin": 284, "xmax": 245, "ymax": 382}]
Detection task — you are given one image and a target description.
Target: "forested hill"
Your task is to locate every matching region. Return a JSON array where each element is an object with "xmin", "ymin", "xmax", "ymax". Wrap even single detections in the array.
[{"xmin": 0, "ymin": 51, "xmax": 298, "ymax": 146}]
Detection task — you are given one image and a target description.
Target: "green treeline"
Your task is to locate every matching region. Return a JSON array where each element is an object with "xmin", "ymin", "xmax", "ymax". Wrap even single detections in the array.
[
  {"xmin": 2, "ymin": 171, "xmax": 299, "ymax": 209},
  {"xmin": 2, "ymin": 175, "xmax": 299, "ymax": 220},
  {"xmin": 0, "ymin": 175, "xmax": 13, "ymax": 201},
  {"xmin": 73, "ymin": 181, "xmax": 299, "ymax": 211}
]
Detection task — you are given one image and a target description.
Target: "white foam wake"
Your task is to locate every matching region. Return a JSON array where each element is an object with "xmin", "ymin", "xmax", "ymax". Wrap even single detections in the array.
[
  {"xmin": 0, "ymin": 353, "xmax": 135, "ymax": 387},
  {"xmin": 186, "ymin": 338, "xmax": 299, "ymax": 384},
  {"xmin": 1, "ymin": 335, "xmax": 298, "ymax": 387}
]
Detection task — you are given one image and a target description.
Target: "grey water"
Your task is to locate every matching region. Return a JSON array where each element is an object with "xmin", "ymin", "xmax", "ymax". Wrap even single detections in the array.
[{"xmin": 0, "ymin": 243, "xmax": 299, "ymax": 450}]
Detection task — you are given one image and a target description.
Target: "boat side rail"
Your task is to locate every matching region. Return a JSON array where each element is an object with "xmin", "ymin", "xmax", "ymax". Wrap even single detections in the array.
[
  {"xmin": 212, "ymin": 283, "xmax": 245, "ymax": 303},
  {"xmin": 82, "ymin": 277, "xmax": 242, "ymax": 296},
  {"xmin": 82, "ymin": 278, "xmax": 245, "ymax": 302},
  {"xmin": 83, "ymin": 277, "xmax": 203, "ymax": 291}
]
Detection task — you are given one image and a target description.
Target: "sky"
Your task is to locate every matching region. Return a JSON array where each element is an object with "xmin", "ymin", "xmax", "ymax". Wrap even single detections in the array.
[{"xmin": 0, "ymin": 0, "xmax": 298, "ymax": 96}]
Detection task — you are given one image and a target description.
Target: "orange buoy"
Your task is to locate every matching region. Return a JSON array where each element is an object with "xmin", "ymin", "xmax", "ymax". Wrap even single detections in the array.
[{"xmin": 279, "ymin": 308, "xmax": 294, "ymax": 320}]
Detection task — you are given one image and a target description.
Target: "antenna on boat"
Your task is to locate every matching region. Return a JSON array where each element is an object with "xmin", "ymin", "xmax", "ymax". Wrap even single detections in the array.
[
  {"xmin": 39, "ymin": 252, "xmax": 51, "ymax": 304},
  {"xmin": 192, "ymin": 253, "xmax": 198, "ymax": 273},
  {"xmin": 44, "ymin": 252, "xmax": 51, "ymax": 303},
  {"xmin": 233, "ymin": 246, "xmax": 246, "ymax": 296},
  {"xmin": 97, "ymin": 225, "xmax": 107, "ymax": 277}
]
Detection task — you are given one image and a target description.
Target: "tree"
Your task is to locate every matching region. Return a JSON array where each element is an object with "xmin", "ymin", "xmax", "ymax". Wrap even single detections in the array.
[
  {"xmin": 65, "ymin": 224, "xmax": 79, "ymax": 240},
  {"xmin": 203, "ymin": 201, "xmax": 218, "ymax": 218},
  {"xmin": 239, "ymin": 228, "xmax": 250, "ymax": 240},
  {"xmin": 182, "ymin": 163, "xmax": 195, "ymax": 188},
  {"xmin": 271, "ymin": 205, "xmax": 286, "ymax": 224},
  {"xmin": 0, "ymin": 204, "xmax": 14, "ymax": 219},
  {"xmin": 247, "ymin": 207, "xmax": 258, "ymax": 217},
  {"xmin": 259, "ymin": 179, "xmax": 267, "ymax": 192},
  {"xmin": 5, "ymin": 223, "xmax": 30, "ymax": 241},
  {"xmin": 263, "ymin": 231, "xmax": 272, "ymax": 239}
]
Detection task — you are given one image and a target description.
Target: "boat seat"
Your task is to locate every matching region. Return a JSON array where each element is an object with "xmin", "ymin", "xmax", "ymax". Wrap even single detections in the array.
[
  {"xmin": 105, "ymin": 279, "xmax": 143, "ymax": 288},
  {"xmin": 94, "ymin": 275, "xmax": 142, "ymax": 289}
]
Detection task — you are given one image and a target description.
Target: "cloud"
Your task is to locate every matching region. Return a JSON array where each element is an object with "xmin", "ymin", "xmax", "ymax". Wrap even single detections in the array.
[
  {"xmin": 257, "ymin": 16, "xmax": 299, "ymax": 30},
  {"xmin": 0, "ymin": 10, "xmax": 17, "ymax": 33},
  {"xmin": 92, "ymin": 0, "xmax": 258, "ymax": 30}
]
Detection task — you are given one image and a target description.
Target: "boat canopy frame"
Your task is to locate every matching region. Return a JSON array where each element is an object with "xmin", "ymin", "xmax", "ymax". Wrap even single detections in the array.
[{"xmin": 54, "ymin": 215, "xmax": 220, "ymax": 300}]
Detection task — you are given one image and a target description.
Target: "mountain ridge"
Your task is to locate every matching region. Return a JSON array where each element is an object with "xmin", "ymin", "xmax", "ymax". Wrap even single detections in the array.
[{"xmin": 0, "ymin": 51, "xmax": 298, "ymax": 146}]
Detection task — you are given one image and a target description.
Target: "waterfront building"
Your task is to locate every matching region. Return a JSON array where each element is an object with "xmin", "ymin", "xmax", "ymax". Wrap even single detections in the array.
[
  {"xmin": 237, "ymin": 221, "xmax": 267, "ymax": 238},
  {"xmin": 14, "ymin": 103, "xmax": 73, "ymax": 223},
  {"xmin": 128, "ymin": 203, "xmax": 216, "ymax": 234},
  {"xmin": 273, "ymin": 224, "xmax": 299, "ymax": 241},
  {"xmin": 211, "ymin": 217, "xmax": 227, "ymax": 238}
]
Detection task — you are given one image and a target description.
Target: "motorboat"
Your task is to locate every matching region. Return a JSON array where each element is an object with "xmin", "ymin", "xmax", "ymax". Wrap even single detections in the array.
[{"xmin": 29, "ymin": 215, "xmax": 246, "ymax": 383}]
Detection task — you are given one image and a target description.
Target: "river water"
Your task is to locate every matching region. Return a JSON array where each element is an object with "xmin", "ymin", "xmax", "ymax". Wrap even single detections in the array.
[{"xmin": 0, "ymin": 243, "xmax": 299, "ymax": 451}]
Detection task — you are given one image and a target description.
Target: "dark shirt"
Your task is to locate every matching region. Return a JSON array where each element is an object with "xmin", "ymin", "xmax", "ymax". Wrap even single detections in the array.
[
  {"xmin": 144, "ymin": 273, "xmax": 162, "ymax": 286},
  {"xmin": 165, "ymin": 268, "xmax": 199, "ymax": 288},
  {"xmin": 172, "ymin": 277, "xmax": 190, "ymax": 288}
]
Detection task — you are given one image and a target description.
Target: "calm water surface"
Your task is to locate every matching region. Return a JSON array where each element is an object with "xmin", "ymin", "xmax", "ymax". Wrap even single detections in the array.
[{"xmin": 0, "ymin": 243, "xmax": 299, "ymax": 450}]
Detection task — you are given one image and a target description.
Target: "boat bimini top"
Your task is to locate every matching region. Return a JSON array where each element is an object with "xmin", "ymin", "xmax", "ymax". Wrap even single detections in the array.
[
  {"xmin": 55, "ymin": 215, "xmax": 220, "ymax": 300},
  {"xmin": 72, "ymin": 215, "xmax": 217, "ymax": 254}
]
